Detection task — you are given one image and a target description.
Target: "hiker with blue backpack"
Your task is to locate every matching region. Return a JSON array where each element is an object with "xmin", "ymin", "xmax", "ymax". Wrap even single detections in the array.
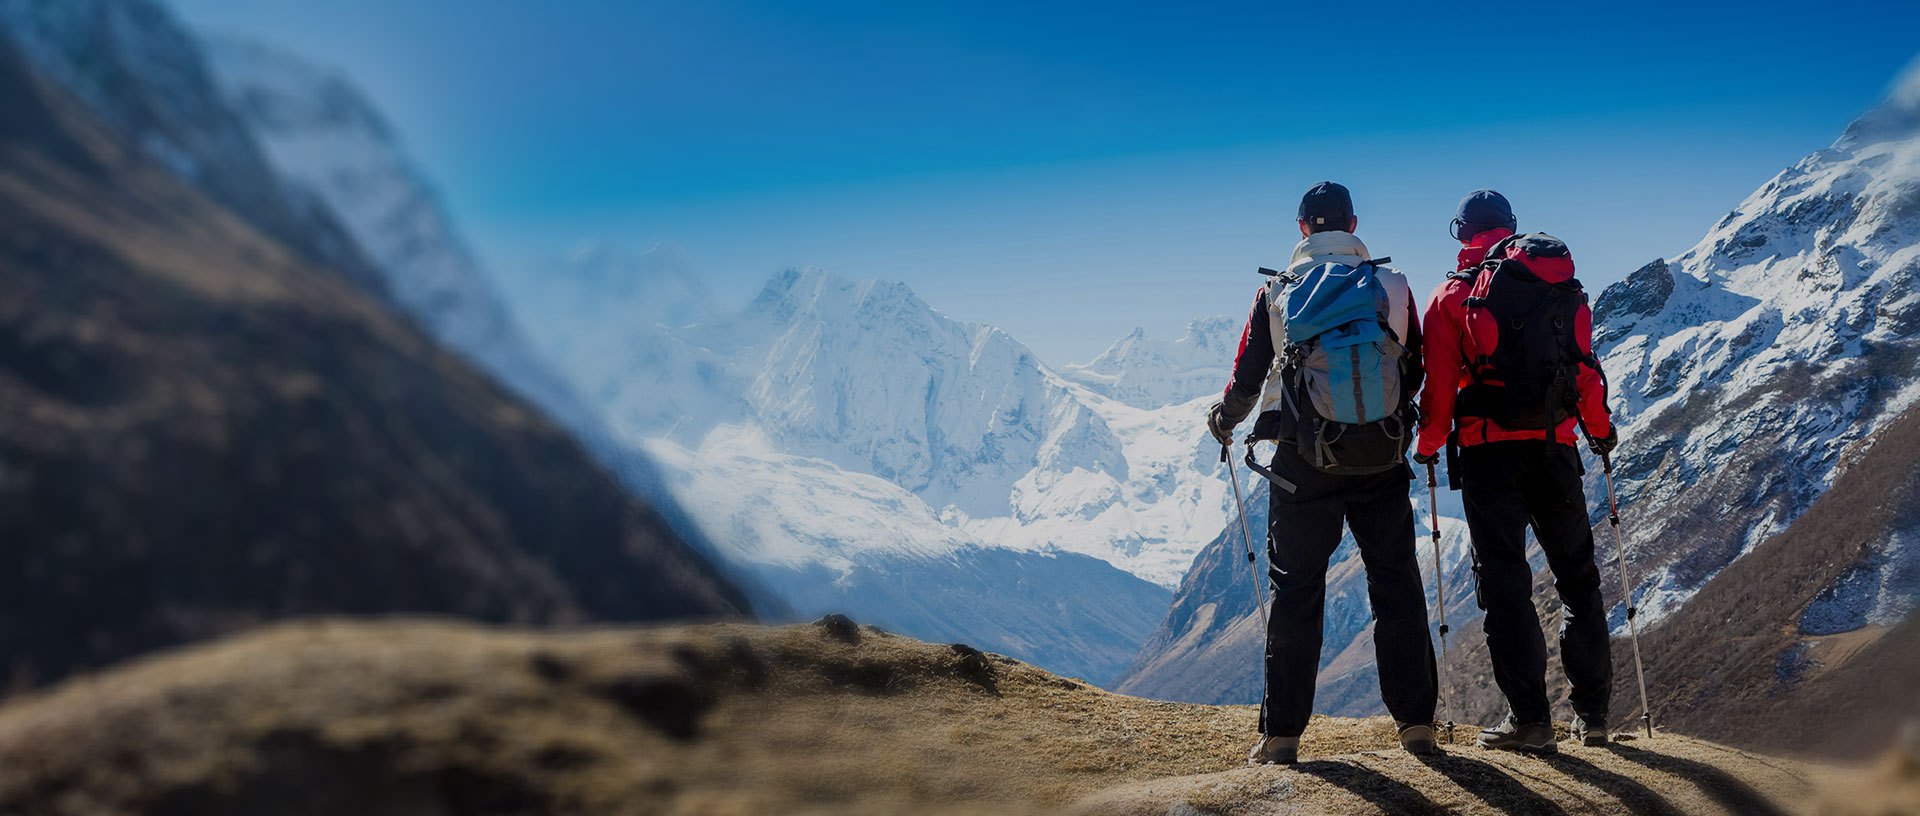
[
  {"xmin": 1414, "ymin": 190, "xmax": 1619, "ymax": 753},
  {"xmin": 1208, "ymin": 182, "xmax": 1439, "ymax": 764}
]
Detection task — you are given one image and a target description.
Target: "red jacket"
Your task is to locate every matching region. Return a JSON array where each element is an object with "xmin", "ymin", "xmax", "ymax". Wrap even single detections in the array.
[{"xmin": 1416, "ymin": 230, "xmax": 1611, "ymax": 457}]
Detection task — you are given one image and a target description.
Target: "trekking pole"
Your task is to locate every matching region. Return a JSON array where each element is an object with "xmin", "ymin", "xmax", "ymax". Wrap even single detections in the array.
[
  {"xmin": 1600, "ymin": 451, "xmax": 1654, "ymax": 739},
  {"xmin": 1425, "ymin": 463, "xmax": 1454, "ymax": 744},
  {"xmin": 1222, "ymin": 444, "xmax": 1268, "ymax": 622}
]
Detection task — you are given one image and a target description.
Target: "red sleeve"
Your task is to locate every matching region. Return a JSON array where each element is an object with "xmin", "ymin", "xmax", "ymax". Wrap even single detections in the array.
[
  {"xmin": 1417, "ymin": 281, "xmax": 1465, "ymax": 457},
  {"xmin": 1573, "ymin": 301, "xmax": 1612, "ymax": 438}
]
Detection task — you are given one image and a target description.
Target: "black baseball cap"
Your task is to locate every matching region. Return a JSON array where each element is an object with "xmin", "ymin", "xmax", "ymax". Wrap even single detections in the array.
[
  {"xmin": 1450, "ymin": 188, "xmax": 1517, "ymax": 241},
  {"xmin": 1297, "ymin": 181, "xmax": 1354, "ymax": 229}
]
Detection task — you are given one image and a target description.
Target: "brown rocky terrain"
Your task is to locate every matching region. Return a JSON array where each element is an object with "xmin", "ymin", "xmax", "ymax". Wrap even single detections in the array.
[{"xmin": 2, "ymin": 618, "xmax": 1908, "ymax": 816}]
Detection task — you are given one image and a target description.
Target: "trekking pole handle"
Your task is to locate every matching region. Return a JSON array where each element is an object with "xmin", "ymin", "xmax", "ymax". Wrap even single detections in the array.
[
  {"xmin": 1220, "ymin": 444, "xmax": 1228, "ymax": 464},
  {"xmin": 1424, "ymin": 464, "xmax": 1442, "ymax": 540}
]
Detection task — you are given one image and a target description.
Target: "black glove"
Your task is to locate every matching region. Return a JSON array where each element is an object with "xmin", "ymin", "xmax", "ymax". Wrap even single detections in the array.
[
  {"xmin": 1587, "ymin": 429, "xmax": 1618, "ymax": 457},
  {"xmin": 1412, "ymin": 449, "xmax": 1439, "ymax": 466},
  {"xmin": 1206, "ymin": 402, "xmax": 1236, "ymax": 447}
]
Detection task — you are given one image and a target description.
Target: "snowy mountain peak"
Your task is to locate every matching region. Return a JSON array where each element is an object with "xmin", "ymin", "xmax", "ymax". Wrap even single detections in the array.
[
  {"xmin": 1059, "ymin": 315, "xmax": 1239, "ymax": 409},
  {"xmin": 1838, "ymin": 56, "xmax": 1920, "ymax": 148},
  {"xmin": 201, "ymin": 37, "xmax": 391, "ymax": 140},
  {"xmin": 750, "ymin": 267, "xmax": 926, "ymax": 322}
]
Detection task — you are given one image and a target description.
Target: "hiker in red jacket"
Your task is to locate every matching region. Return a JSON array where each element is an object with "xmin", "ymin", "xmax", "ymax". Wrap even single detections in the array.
[{"xmin": 1414, "ymin": 189, "xmax": 1619, "ymax": 752}]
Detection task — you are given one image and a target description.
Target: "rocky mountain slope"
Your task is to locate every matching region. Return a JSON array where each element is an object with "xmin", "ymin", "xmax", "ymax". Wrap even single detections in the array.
[
  {"xmin": 193, "ymin": 35, "xmax": 745, "ymax": 571},
  {"xmin": 0, "ymin": 618, "xmax": 1875, "ymax": 816},
  {"xmin": 0, "ymin": 35, "xmax": 747, "ymax": 690},
  {"xmin": 0, "ymin": 0, "xmax": 384, "ymax": 293},
  {"xmin": 1626, "ymin": 401, "xmax": 1920, "ymax": 760},
  {"xmin": 196, "ymin": 37, "xmax": 608, "ymax": 453},
  {"xmin": 1588, "ymin": 58, "xmax": 1920, "ymax": 631},
  {"xmin": 0, "ymin": 1, "xmax": 739, "ymax": 582}
]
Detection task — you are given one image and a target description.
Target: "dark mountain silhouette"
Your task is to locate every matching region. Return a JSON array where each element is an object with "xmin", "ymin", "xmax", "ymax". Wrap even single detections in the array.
[{"xmin": 0, "ymin": 38, "xmax": 748, "ymax": 692}]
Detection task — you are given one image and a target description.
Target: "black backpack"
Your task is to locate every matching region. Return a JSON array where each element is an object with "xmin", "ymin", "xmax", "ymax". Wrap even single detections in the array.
[{"xmin": 1453, "ymin": 233, "xmax": 1592, "ymax": 432}]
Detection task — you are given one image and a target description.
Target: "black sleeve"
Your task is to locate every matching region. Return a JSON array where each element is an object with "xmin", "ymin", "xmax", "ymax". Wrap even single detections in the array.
[
  {"xmin": 1401, "ymin": 290, "xmax": 1424, "ymax": 404},
  {"xmin": 1220, "ymin": 287, "xmax": 1274, "ymax": 425}
]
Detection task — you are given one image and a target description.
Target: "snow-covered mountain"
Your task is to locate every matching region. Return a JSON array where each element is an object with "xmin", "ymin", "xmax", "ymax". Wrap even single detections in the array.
[
  {"xmin": 1590, "ymin": 58, "xmax": 1920, "ymax": 630},
  {"xmin": 641, "ymin": 424, "xmax": 1172, "ymax": 684},
  {"xmin": 503, "ymin": 249, "xmax": 1237, "ymax": 588},
  {"xmin": 496, "ymin": 247, "xmax": 1255, "ymax": 681},
  {"xmin": 1059, "ymin": 316, "xmax": 1241, "ymax": 410},
  {"xmin": 743, "ymin": 268, "xmax": 1126, "ymax": 521}
]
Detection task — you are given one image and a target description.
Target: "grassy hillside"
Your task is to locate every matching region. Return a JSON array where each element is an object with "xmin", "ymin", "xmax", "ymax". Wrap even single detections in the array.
[{"xmin": 2, "ymin": 618, "xmax": 1902, "ymax": 815}]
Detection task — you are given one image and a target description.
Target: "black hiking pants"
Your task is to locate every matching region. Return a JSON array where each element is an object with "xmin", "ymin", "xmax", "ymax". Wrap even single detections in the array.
[
  {"xmin": 1259, "ymin": 445, "xmax": 1436, "ymax": 737},
  {"xmin": 1458, "ymin": 440, "xmax": 1611, "ymax": 726}
]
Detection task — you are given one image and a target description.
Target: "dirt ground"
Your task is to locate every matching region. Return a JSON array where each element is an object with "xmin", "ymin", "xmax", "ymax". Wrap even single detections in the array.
[{"xmin": 0, "ymin": 619, "xmax": 1910, "ymax": 815}]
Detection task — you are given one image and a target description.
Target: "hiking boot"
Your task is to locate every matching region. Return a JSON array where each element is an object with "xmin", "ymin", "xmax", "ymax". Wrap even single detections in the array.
[
  {"xmin": 1478, "ymin": 715, "xmax": 1557, "ymax": 754},
  {"xmin": 1571, "ymin": 714, "xmax": 1609, "ymax": 747},
  {"xmin": 1397, "ymin": 722, "xmax": 1439, "ymax": 756},
  {"xmin": 1247, "ymin": 735, "xmax": 1299, "ymax": 765}
]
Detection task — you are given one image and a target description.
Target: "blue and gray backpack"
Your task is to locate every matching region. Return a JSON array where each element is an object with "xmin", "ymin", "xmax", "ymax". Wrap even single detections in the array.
[{"xmin": 1253, "ymin": 257, "xmax": 1413, "ymax": 476}]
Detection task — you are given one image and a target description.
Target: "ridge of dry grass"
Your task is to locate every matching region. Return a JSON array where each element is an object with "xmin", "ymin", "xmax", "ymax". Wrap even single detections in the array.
[{"xmin": 0, "ymin": 618, "xmax": 1906, "ymax": 816}]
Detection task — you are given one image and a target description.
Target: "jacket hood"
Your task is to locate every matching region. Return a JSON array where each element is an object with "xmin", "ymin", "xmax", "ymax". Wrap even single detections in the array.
[
  {"xmin": 1456, "ymin": 227, "xmax": 1514, "ymax": 271},
  {"xmin": 1496, "ymin": 233, "xmax": 1576, "ymax": 284},
  {"xmin": 1287, "ymin": 231, "xmax": 1372, "ymax": 271}
]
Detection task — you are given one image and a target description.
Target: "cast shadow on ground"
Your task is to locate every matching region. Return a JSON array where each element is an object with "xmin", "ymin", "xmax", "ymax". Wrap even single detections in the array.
[
  {"xmin": 1413, "ymin": 751, "xmax": 1568, "ymax": 816},
  {"xmin": 1293, "ymin": 759, "xmax": 1449, "ymax": 815},
  {"xmin": 1605, "ymin": 743, "xmax": 1792, "ymax": 816},
  {"xmin": 1540, "ymin": 752, "xmax": 1685, "ymax": 816}
]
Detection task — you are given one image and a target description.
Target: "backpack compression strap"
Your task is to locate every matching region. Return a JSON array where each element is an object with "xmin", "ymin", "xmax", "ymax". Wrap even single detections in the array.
[{"xmin": 1244, "ymin": 444, "xmax": 1298, "ymax": 495}]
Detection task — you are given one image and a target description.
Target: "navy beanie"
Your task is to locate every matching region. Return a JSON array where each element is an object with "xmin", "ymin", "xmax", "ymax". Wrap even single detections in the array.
[
  {"xmin": 1451, "ymin": 189, "xmax": 1516, "ymax": 241},
  {"xmin": 1297, "ymin": 181, "xmax": 1354, "ymax": 230}
]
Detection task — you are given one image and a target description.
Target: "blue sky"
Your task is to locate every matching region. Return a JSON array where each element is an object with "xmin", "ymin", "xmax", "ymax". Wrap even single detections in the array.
[{"xmin": 172, "ymin": 0, "xmax": 1920, "ymax": 364}]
